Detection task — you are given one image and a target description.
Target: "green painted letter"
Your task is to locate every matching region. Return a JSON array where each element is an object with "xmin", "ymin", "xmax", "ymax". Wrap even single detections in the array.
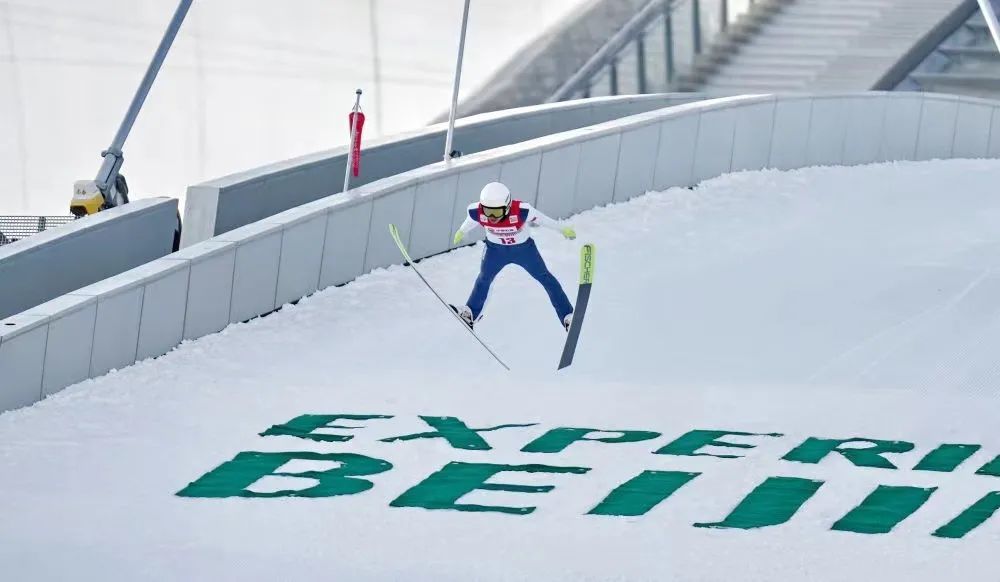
[
  {"xmin": 783, "ymin": 437, "xmax": 914, "ymax": 469},
  {"xmin": 832, "ymin": 485, "xmax": 936, "ymax": 534},
  {"xmin": 655, "ymin": 430, "xmax": 784, "ymax": 459},
  {"xmin": 390, "ymin": 462, "xmax": 589, "ymax": 515},
  {"xmin": 260, "ymin": 414, "xmax": 393, "ymax": 442},
  {"xmin": 521, "ymin": 427, "xmax": 662, "ymax": 453},
  {"xmin": 976, "ymin": 455, "xmax": 1000, "ymax": 477},
  {"xmin": 913, "ymin": 444, "xmax": 981, "ymax": 473},
  {"xmin": 695, "ymin": 476, "xmax": 824, "ymax": 530},
  {"xmin": 589, "ymin": 471, "xmax": 700, "ymax": 516},
  {"xmin": 933, "ymin": 492, "xmax": 1000, "ymax": 539},
  {"xmin": 177, "ymin": 451, "xmax": 392, "ymax": 498},
  {"xmin": 381, "ymin": 416, "xmax": 536, "ymax": 451}
]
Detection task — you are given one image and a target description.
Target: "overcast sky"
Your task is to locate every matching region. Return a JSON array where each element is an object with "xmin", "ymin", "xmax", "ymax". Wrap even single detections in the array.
[{"xmin": 0, "ymin": 0, "xmax": 589, "ymax": 214}]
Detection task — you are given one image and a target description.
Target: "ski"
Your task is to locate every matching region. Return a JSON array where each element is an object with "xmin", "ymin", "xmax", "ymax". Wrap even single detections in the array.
[
  {"xmin": 388, "ymin": 224, "xmax": 510, "ymax": 371},
  {"xmin": 558, "ymin": 243, "xmax": 595, "ymax": 370}
]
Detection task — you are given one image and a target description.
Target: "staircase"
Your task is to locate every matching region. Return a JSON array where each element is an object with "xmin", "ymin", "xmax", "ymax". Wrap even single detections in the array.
[{"xmin": 686, "ymin": 0, "xmax": 966, "ymax": 93}]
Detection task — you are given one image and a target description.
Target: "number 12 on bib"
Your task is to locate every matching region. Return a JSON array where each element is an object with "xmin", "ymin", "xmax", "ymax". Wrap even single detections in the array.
[{"xmin": 558, "ymin": 243, "xmax": 595, "ymax": 370}]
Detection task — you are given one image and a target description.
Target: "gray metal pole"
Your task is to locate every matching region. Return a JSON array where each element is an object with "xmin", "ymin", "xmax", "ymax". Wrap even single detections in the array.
[
  {"xmin": 665, "ymin": 1, "xmax": 674, "ymax": 84},
  {"xmin": 692, "ymin": 0, "xmax": 702, "ymax": 55},
  {"xmin": 369, "ymin": 0, "xmax": 384, "ymax": 137},
  {"xmin": 977, "ymin": 0, "xmax": 1000, "ymax": 56},
  {"xmin": 444, "ymin": 0, "xmax": 472, "ymax": 161},
  {"xmin": 637, "ymin": 36, "xmax": 647, "ymax": 94},
  {"xmin": 94, "ymin": 0, "xmax": 193, "ymax": 196}
]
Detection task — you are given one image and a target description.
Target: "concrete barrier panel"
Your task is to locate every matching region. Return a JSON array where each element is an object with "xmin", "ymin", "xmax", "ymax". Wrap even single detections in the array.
[
  {"xmin": 320, "ymin": 200, "xmax": 373, "ymax": 288},
  {"xmin": 225, "ymin": 224, "xmax": 283, "ymax": 324},
  {"xmin": 693, "ymin": 108, "xmax": 737, "ymax": 183},
  {"xmin": 952, "ymin": 102, "xmax": 993, "ymax": 159},
  {"xmin": 574, "ymin": 134, "xmax": 621, "ymax": 212},
  {"xmin": 990, "ymin": 108, "xmax": 1000, "ymax": 158},
  {"xmin": 842, "ymin": 97, "xmax": 886, "ymax": 166},
  {"xmin": 365, "ymin": 187, "xmax": 417, "ymax": 271},
  {"xmin": 0, "ymin": 198, "xmax": 178, "ymax": 320},
  {"xmin": 548, "ymin": 106, "xmax": 594, "ymax": 135},
  {"xmin": 275, "ymin": 213, "xmax": 328, "ymax": 308},
  {"xmin": 90, "ymin": 286, "xmax": 143, "ymax": 378},
  {"xmin": 33, "ymin": 295, "xmax": 97, "ymax": 398},
  {"xmin": 136, "ymin": 261, "xmax": 191, "ymax": 362},
  {"xmin": 769, "ymin": 99, "xmax": 812, "ymax": 170},
  {"xmin": 537, "ymin": 144, "xmax": 582, "ymax": 219},
  {"xmin": 500, "ymin": 153, "xmax": 543, "ymax": 207},
  {"xmin": 0, "ymin": 315, "xmax": 48, "ymax": 411},
  {"xmin": 653, "ymin": 114, "xmax": 699, "ymax": 190},
  {"xmin": 613, "ymin": 124, "xmax": 661, "ymax": 202},
  {"xmin": 731, "ymin": 101, "xmax": 776, "ymax": 173},
  {"xmin": 880, "ymin": 96, "xmax": 923, "ymax": 162},
  {"xmin": 181, "ymin": 185, "xmax": 220, "ymax": 249},
  {"xmin": 916, "ymin": 98, "xmax": 959, "ymax": 161},
  {"xmin": 176, "ymin": 241, "xmax": 237, "ymax": 341},
  {"xmin": 410, "ymin": 175, "xmax": 459, "ymax": 259},
  {"xmin": 806, "ymin": 98, "xmax": 850, "ymax": 167}
]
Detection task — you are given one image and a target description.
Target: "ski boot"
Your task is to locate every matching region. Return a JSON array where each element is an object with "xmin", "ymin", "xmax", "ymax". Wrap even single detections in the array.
[{"xmin": 450, "ymin": 304, "xmax": 475, "ymax": 330}]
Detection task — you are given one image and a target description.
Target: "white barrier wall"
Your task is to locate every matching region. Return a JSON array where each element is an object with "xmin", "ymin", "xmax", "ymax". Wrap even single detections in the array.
[
  {"xmin": 0, "ymin": 198, "xmax": 180, "ymax": 319},
  {"xmin": 182, "ymin": 93, "xmax": 704, "ymax": 247},
  {"xmin": 3, "ymin": 92, "xmax": 999, "ymax": 412}
]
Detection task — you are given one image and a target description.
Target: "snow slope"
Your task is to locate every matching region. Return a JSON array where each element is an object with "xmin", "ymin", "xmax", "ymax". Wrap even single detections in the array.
[{"xmin": 2, "ymin": 159, "xmax": 1000, "ymax": 580}]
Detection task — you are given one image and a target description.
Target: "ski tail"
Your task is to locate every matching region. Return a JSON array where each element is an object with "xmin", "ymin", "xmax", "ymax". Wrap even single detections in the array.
[
  {"xmin": 558, "ymin": 243, "xmax": 595, "ymax": 370},
  {"xmin": 388, "ymin": 224, "xmax": 510, "ymax": 371}
]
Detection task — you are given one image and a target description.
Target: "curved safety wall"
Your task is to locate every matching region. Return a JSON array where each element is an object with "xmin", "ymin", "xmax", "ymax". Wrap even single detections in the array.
[
  {"xmin": 0, "ymin": 198, "xmax": 179, "ymax": 320},
  {"xmin": 4, "ymin": 91, "xmax": 1000, "ymax": 412},
  {"xmin": 181, "ymin": 94, "xmax": 704, "ymax": 246}
]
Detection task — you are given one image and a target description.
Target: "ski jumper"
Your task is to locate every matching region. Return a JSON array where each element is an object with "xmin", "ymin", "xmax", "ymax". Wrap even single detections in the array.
[{"xmin": 456, "ymin": 200, "xmax": 573, "ymax": 322}]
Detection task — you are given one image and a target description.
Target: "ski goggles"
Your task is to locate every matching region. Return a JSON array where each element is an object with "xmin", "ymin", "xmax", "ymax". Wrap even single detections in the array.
[{"xmin": 481, "ymin": 206, "xmax": 507, "ymax": 219}]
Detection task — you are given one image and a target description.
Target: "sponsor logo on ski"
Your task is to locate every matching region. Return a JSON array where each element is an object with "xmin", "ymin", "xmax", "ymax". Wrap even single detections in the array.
[{"xmin": 179, "ymin": 413, "xmax": 999, "ymax": 540}]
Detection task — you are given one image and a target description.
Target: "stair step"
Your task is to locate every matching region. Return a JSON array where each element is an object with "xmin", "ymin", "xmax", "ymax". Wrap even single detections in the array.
[
  {"xmin": 772, "ymin": 14, "xmax": 881, "ymax": 27},
  {"xmin": 749, "ymin": 37, "xmax": 852, "ymax": 49},
  {"xmin": 739, "ymin": 45, "xmax": 843, "ymax": 58},
  {"xmin": 704, "ymin": 80, "xmax": 809, "ymax": 91},
  {"xmin": 760, "ymin": 19, "xmax": 868, "ymax": 36},
  {"xmin": 708, "ymin": 72, "xmax": 816, "ymax": 85},
  {"xmin": 781, "ymin": 6, "xmax": 884, "ymax": 19},
  {"xmin": 716, "ymin": 62, "xmax": 821, "ymax": 76},
  {"xmin": 727, "ymin": 54, "xmax": 832, "ymax": 68},
  {"xmin": 793, "ymin": 0, "xmax": 895, "ymax": 5}
]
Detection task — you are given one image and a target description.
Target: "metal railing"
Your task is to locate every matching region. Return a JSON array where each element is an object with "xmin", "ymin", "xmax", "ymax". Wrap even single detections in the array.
[
  {"xmin": 0, "ymin": 216, "xmax": 76, "ymax": 246},
  {"xmin": 548, "ymin": 0, "xmax": 755, "ymax": 101}
]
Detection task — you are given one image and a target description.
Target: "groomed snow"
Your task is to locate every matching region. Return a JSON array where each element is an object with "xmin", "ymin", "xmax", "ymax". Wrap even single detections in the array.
[{"xmin": 2, "ymin": 159, "xmax": 1000, "ymax": 581}]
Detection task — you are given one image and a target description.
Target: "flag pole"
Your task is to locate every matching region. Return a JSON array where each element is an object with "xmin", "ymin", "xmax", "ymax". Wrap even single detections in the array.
[
  {"xmin": 443, "ymin": 0, "xmax": 472, "ymax": 162},
  {"xmin": 344, "ymin": 89, "xmax": 363, "ymax": 193}
]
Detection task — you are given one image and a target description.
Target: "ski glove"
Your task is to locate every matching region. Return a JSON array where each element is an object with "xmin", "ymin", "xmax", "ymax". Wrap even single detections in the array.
[
  {"xmin": 453, "ymin": 231, "xmax": 464, "ymax": 245},
  {"xmin": 561, "ymin": 226, "xmax": 577, "ymax": 240}
]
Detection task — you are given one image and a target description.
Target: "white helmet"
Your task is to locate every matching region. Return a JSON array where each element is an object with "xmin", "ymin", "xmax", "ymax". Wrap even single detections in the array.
[{"xmin": 479, "ymin": 182, "xmax": 511, "ymax": 209}]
